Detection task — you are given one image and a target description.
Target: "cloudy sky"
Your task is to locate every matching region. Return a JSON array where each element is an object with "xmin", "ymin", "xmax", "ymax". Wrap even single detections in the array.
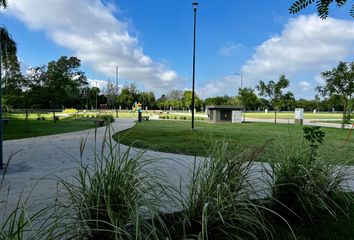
[{"xmin": 2, "ymin": 0, "xmax": 354, "ymax": 99}]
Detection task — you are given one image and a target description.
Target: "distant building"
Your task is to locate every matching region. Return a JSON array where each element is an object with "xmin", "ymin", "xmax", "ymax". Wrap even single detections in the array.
[{"xmin": 206, "ymin": 105, "xmax": 242, "ymax": 123}]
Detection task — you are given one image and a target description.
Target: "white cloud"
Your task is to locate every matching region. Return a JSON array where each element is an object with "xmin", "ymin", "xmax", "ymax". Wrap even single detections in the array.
[
  {"xmin": 7, "ymin": 0, "xmax": 181, "ymax": 91},
  {"xmin": 241, "ymin": 15, "xmax": 354, "ymax": 87},
  {"xmin": 298, "ymin": 81, "xmax": 311, "ymax": 91},
  {"xmin": 202, "ymin": 75, "xmax": 242, "ymax": 98},
  {"xmin": 87, "ymin": 79, "xmax": 110, "ymax": 93},
  {"xmin": 219, "ymin": 42, "xmax": 244, "ymax": 56}
]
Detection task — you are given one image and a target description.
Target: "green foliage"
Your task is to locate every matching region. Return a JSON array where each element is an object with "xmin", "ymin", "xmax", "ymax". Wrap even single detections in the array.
[
  {"xmin": 317, "ymin": 61, "xmax": 354, "ymax": 128},
  {"xmin": 303, "ymin": 126, "xmax": 326, "ymax": 161},
  {"xmin": 96, "ymin": 114, "xmax": 114, "ymax": 123},
  {"xmin": 63, "ymin": 136, "xmax": 171, "ymax": 239},
  {"xmin": 289, "ymin": 0, "xmax": 353, "ymax": 19},
  {"xmin": 256, "ymin": 75, "xmax": 291, "ymax": 123},
  {"xmin": 0, "ymin": 26, "xmax": 17, "ymax": 74},
  {"xmin": 174, "ymin": 141, "xmax": 276, "ymax": 239},
  {"xmin": 267, "ymin": 134, "xmax": 351, "ymax": 224},
  {"xmin": 239, "ymin": 88, "xmax": 261, "ymax": 110}
]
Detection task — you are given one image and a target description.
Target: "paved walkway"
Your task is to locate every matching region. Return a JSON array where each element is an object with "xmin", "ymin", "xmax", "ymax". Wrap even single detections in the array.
[
  {"xmin": 0, "ymin": 119, "xmax": 135, "ymax": 214},
  {"xmin": 1, "ymin": 118, "xmax": 353, "ymax": 218}
]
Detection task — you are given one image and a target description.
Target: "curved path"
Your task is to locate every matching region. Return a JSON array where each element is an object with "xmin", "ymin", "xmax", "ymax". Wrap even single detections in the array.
[
  {"xmin": 1, "ymin": 118, "xmax": 353, "ymax": 218},
  {"xmin": 0, "ymin": 119, "xmax": 135, "ymax": 214}
]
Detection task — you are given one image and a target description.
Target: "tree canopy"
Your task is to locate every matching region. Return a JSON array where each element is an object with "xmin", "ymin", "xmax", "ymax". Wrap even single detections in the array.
[
  {"xmin": 289, "ymin": 0, "xmax": 354, "ymax": 19},
  {"xmin": 257, "ymin": 75, "xmax": 290, "ymax": 123},
  {"xmin": 316, "ymin": 61, "xmax": 354, "ymax": 128}
]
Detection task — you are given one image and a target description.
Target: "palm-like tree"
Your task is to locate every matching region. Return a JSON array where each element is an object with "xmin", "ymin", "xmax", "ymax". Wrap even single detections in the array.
[{"xmin": 289, "ymin": 0, "xmax": 354, "ymax": 19}]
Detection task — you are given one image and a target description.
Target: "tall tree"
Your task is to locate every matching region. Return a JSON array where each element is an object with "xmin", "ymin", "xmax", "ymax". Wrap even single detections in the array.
[
  {"xmin": 256, "ymin": 75, "xmax": 290, "ymax": 123},
  {"xmin": 289, "ymin": 0, "xmax": 354, "ymax": 19},
  {"xmin": 316, "ymin": 61, "xmax": 354, "ymax": 129},
  {"xmin": 238, "ymin": 88, "xmax": 261, "ymax": 111},
  {"xmin": 1, "ymin": 0, "xmax": 16, "ymax": 168}
]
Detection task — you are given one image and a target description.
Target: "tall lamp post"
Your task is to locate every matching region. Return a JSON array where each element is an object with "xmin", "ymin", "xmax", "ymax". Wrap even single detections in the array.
[
  {"xmin": 191, "ymin": 1, "xmax": 198, "ymax": 130},
  {"xmin": 235, "ymin": 73, "xmax": 244, "ymax": 121},
  {"xmin": 115, "ymin": 66, "xmax": 119, "ymax": 118}
]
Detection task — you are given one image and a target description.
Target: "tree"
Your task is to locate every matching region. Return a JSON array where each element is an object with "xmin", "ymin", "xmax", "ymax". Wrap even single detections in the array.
[
  {"xmin": 182, "ymin": 90, "xmax": 201, "ymax": 111},
  {"xmin": 279, "ymin": 92, "xmax": 296, "ymax": 111},
  {"xmin": 1, "ymin": 0, "xmax": 16, "ymax": 169},
  {"xmin": 289, "ymin": 0, "xmax": 354, "ymax": 19},
  {"xmin": 156, "ymin": 94, "xmax": 168, "ymax": 110},
  {"xmin": 256, "ymin": 75, "xmax": 290, "ymax": 123},
  {"xmin": 139, "ymin": 91, "xmax": 156, "ymax": 109},
  {"xmin": 238, "ymin": 88, "xmax": 261, "ymax": 111},
  {"xmin": 316, "ymin": 61, "xmax": 354, "ymax": 128},
  {"xmin": 2, "ymin": 56, "xmax": 25, "ymax": 108}
]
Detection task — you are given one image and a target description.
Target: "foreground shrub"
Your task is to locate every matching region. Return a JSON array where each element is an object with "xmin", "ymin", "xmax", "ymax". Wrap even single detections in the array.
[
  {"xmin": 96, "ymin": 114, "xmax": 114, "ymax": 123},
  {"xmin": 171, "ymin": 141, "xmax": 278, "ymax": 240},
  {"xmin": 63, "ymin": 138, "xmax": 170, "ymax": 239},
  {"xmin": 267, "ymin": 126, "xmax": 352, "ymax": 223}
]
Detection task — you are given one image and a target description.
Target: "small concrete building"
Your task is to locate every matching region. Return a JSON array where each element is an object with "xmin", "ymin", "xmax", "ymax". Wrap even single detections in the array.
[{"xmin": 206, "ymin": 105, "xmax": 242, "ymax": 123}]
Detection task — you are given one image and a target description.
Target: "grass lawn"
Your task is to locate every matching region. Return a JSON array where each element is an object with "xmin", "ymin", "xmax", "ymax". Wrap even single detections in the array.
[
  {"xmin": 3, "ymin": 117, "xmax": 102, "ymax": 140},
  {"xmin": 239, "ymin": 112, "xmax": 345, "ymax": 119},
  {"xmin": 115, "ymin": 120, "xmax": 354, "ymax": 164}
]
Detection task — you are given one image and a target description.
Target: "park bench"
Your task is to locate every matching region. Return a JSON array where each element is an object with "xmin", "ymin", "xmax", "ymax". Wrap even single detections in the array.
[
  {"xmin": 2, "ymin": 118, "xmax": 11, "ymax": 125},
  {"xmin": 94, "ymin": 119, "xmax": 104, "ymax": 127},
  {"xmin": 142, "ymin": 116, "xmax": 149, "ymax": 121}
]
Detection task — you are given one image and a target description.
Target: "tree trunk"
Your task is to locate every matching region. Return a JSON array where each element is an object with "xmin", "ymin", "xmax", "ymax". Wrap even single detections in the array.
[
  {"xmin": 341, "ymin": 100, "xmax": 347, "ymax": 129},
  {"xmin": 274, "ymin": 109, "xmax": 277, "ymax": 124}
]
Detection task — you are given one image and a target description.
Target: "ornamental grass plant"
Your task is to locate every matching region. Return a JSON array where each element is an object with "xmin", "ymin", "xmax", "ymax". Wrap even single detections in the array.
[{"xmin": 265, "ymin": 126, "xmax": 353, "ymax": 224}]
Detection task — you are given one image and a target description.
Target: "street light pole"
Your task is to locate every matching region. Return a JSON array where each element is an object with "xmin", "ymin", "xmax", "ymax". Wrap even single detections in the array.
[
  {"xmin": 191, "ymin": 1, "xmax": 198, "ymax": 130},
  {"xmin": 115, "ymin": 66, "xmax": 119, "ymax": 118}
]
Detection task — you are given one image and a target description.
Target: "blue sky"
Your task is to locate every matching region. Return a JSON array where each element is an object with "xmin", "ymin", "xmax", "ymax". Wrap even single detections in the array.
[{"xmin": 2, "ymin": 0, "xmax": 354, "ymax": 99}]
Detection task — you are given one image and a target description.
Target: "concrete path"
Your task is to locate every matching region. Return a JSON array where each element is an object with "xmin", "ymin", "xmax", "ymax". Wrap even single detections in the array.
[{"xmin": 0, "ymin": 119, "xmax": 135, "ymax": 215}]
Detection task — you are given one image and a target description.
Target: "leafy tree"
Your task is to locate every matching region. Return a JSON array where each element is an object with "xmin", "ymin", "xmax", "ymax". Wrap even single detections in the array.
[
  {"xmin": 182, "ymin": 90, "xmax": 202, "ymax": 111},
  {"xmin": 289, "ymin": 0, "xmax": 354, "ymax": 19},
  {"xmin": 44, "ymin": 56, "xmax": 88, "ymax": 108},
  {"xmin": 138, "ymin": 91, "xmax": 156, "ymax": 109},
  {"xmin": 295, "ymin": 98, "xmax": 317, "ymax": 111},
  {"xmin": 166, "ymin": 90, "xmax": 183, "ymax": 110},
  {"xmin": 156, "ymin": 94, "xmax": 168, "ymax": 110},
  {"xmin": 105, "ymin": 82, "xmax": 117, "ymax": 109},
  {"xmin": 117, "ymin": 83, "xmax": 139, "ymax": 109},
  {"xmin": 279, "ymin": 92, "xmax": 296, "ymax": 111},
  {"xmin": 316, "ymin": 61, "xmax": 354, "ymax": 128},
  {"xmin": 204, "ymin": 95, "xmax": 235, "ymax": 106},
  {"xmin": 2, "ymin": 56, "xmax": 25, "ymax": 108},
  {"xmin": 256, "ymin": 75, "xmax": 290, "ymax": 123},
  {"xmin": 238, "ymin": 88, "xmax": 261, "ymax": 111}
]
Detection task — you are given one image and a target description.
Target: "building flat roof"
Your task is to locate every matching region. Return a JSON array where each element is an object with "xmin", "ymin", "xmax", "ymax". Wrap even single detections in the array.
[{"xmin": 206, "ymin": 105, "xmax": 242, "ymax": 110}]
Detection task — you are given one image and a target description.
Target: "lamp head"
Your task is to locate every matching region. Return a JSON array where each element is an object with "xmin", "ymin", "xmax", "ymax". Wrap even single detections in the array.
[{"xmin": 192, "ymin": 1, "xmax": 198, "ymax": 10}]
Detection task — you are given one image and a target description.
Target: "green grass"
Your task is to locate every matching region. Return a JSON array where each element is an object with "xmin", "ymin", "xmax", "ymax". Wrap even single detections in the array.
[
  {"xmin": 3, "ymin": 117, "xmax": 102, "ymax": 140},
  {"xmin": 243, "ymin": 112, "xmax": 345, "ymax": 119},
  {"xmin": 115, "ymin": 120, "xmax": 354, "ymax": 163}
]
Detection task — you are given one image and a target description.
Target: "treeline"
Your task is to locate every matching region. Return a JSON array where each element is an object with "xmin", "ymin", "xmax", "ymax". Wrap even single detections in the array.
[
  {"xmin": 2, "ymin": 56, "xmax": 353, "ymax": 113},
  {"xmin": 204, "ymin": 92, "xmax": 352, "ymax": 112}
]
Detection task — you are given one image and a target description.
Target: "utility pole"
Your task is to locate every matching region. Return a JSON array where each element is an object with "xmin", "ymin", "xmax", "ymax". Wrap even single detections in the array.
[
  {"xmin": 115, "ymin": 66, "xmax": 119, "ymax": 118},
  {"xmin": 191, "ymin": 1, "xmax": 198, "ymax": 130}
]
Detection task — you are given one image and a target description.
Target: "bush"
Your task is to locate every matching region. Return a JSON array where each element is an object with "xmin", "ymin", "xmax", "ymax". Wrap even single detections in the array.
[
  {"xmin": 63, "ymin": 108, "xmax": 78, "ymax": 113},
  {"xmin": 266, "ymin": 126, "xmax": 352, "ymax": 223},
  {"xmin": 96, "ymin": 114, "xmax": 114, "ymax": 123},
  {"xmin": 63, "ymin": 141, "xmax": 170, "ymax": 239},
  {"xmin": 169, "ymin": 141, "xmax": 276, "ymax": 239}
]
